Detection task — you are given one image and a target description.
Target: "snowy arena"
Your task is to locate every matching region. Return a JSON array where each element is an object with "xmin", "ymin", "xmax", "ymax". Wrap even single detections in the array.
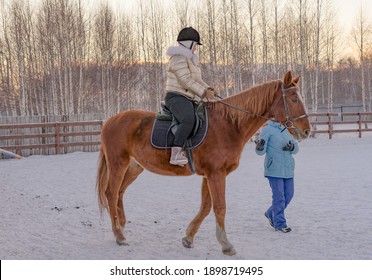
[{"xmin": 1, "ymin": 135, "xmax": 371, "ymax": 260}]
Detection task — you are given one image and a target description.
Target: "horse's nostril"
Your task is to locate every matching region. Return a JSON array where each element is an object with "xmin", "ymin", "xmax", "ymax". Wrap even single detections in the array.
[{"xmin": 304, "ymin": 129, "xmax": 310, "ymax": 137}]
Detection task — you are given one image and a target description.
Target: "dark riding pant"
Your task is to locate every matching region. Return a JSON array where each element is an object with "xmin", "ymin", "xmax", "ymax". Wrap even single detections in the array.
[{"xmin": 164, "ymin": 92, "xmax": 196, "ymax": 147}]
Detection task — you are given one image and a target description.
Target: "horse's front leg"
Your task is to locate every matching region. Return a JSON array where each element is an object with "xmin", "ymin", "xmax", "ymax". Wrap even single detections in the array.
[
  {"xmin": 182, "ymin": 177, "xmax": 212, "ymax": 248},
  {"xmin": 207, "ymin": 171, "xmax": 236, "ymax": 256}
]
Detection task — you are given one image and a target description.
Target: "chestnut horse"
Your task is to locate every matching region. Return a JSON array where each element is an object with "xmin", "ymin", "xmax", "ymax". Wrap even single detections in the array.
[{"xmin": 97, "ymin": 71, "xmax": 311, "ymax": 256}]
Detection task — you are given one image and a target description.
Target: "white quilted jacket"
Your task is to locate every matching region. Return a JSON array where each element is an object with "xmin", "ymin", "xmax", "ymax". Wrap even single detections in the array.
[{"xmin": 165, "ymin": 45, "xmax": 210, "ymax": 101}]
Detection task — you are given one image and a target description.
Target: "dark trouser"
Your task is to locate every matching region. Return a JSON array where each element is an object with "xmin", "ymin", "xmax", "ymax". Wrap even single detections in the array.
[{"xmin": 164, "ymin": 93, "xmax": 195, "ymax": 147}]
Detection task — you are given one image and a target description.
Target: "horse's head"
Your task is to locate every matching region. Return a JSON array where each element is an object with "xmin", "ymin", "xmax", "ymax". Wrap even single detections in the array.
[{"xmin": 270, "ymin": 71, "xmax": 311, "ymax": 140}]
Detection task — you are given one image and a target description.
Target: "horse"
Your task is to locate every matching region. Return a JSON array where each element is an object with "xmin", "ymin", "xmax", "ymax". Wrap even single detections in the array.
[{"xmin": 97, "ymin": 71, "xmax": 311, "ymax": 256}]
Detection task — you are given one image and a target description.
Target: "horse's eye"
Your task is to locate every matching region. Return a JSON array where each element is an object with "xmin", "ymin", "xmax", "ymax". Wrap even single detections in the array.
[{"xmin": 291, "ymin": 97, "xmax": 299, "ymax": 103}]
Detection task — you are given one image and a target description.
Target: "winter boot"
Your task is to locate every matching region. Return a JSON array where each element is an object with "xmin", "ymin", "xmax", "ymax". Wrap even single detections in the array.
[
  {"xmin": 264, "ymin": 212, "xmax": 274, "ymax": 228},
  {"xmin": 170, "ymin": 146, "xmax": 188, "ymax": 166},
  {"xmin": 276, "ymin": 227, "xmax": 292, "ymax": 233}
]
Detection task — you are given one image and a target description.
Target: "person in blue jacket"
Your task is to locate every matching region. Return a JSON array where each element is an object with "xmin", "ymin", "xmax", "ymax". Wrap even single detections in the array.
[{"xmin": 255, "ymin": 120, "xmax": 299, "ymax": 233}]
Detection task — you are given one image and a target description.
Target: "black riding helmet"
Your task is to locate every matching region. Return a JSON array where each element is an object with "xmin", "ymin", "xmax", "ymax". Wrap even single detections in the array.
[{"xmin": 177, "ymin": 27, "xmax": 202, "ymax": 45}]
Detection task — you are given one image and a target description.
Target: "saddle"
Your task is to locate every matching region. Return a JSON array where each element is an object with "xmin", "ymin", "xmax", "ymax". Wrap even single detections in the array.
[
  {"xmin": 150, "ymin": 101, "xmax": 208, "ymax": 149},
  {"xmin": 150, "ymin": 101, "xmax": 208, "ymax": 173}
]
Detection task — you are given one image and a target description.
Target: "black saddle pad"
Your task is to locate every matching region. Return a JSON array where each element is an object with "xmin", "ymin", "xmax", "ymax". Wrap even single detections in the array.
[{"xmin": 150, "ymin": 111, "xmax": 208, "ymax": 149}]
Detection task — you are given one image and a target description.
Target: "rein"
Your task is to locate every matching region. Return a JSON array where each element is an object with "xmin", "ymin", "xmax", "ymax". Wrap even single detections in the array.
[
  {"xmin": 215, "ymin": 96, "xmax": 271, "ymax": 121},
  {"xmin": 214, "ymin": 83, "xmax": 309, "ymax": 133}
]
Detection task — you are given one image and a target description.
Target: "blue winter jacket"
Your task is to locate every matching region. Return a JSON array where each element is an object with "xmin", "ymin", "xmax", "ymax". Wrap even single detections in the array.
[{"xmin": 255, "ymin": 120, "xmax": 299, "ymax": 178}]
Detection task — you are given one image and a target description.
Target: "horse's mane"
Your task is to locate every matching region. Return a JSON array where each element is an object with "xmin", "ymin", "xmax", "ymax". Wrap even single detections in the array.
[{"xmin": 212, "ymin": 79, "xmax": 281, "ymax": 126}]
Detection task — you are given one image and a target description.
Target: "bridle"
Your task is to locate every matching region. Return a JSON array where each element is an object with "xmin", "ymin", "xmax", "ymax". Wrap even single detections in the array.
[
  {"xmin": 215, "ymin": 82, "xmax": 308, "ymax": 135},
  {"xmin": 270, "ymin": 83, "xmax": 309, "ymax": 129}
]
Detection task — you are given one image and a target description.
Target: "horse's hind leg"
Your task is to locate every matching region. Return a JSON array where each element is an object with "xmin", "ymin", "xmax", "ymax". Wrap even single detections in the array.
[
  {"xmin": 182, "ymin": 177, "xmax": 212, "ymax": 248},
  {"xmin": 105, "ymin": 157, "xmax": 130, "ymax": 245},
  {"xmin": 117, "ymin": 160, "xmax": 144, "ymax": 230}
]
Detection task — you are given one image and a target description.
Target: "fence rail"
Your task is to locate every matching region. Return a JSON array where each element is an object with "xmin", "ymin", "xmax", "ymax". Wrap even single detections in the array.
[
  {"xmin": 309, "ymin": 112, "xmax": 372, "ymax": 138},
  {"xmin": 0, "ymin": 120, "xmax": 103, "ymax": 156},
  {"xmin": 1, "ymin": 112, "xmax": 372, "ymax": 157}
]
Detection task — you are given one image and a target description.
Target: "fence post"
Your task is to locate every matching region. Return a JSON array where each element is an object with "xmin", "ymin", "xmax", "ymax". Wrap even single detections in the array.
[
  {"xmin": 327, "ymin": 113, "xmax": 332, "ymax": 139},
  {"xmin": 55, "ymin": 122, "xmax": 61, "ymax": 154},
  {"xmin": 358, "ymin": 113, "xmax": 362, "ymax": 138}
]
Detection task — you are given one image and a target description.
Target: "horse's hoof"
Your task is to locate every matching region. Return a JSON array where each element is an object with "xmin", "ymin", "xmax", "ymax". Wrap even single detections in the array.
[
  {"xmin": 116, "ymin": 238, "xmax": 129, "ymax": 246},
  {"xmin": 222, "ymin": 247, "xmax": 237, "ymax": 256},
  {"xmin": 182, "ymin": 237, "xmax": 194, "ymax": 248}
]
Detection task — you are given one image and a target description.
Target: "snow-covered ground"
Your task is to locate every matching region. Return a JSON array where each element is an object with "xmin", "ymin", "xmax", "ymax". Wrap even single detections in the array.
[{"xmin": 1, "ymin": 135, "xmax": 371, "ymax": 260}]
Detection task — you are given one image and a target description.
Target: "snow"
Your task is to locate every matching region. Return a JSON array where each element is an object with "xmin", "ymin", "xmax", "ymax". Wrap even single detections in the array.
[{"xmin": 1, "ymin": 135, "xmax": 372, "ymax": 260}]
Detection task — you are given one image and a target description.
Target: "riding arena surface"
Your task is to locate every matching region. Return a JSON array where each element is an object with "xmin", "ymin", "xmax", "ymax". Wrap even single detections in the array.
[{"xmin": 0, "ymin": 135, "xmax": 371, "ymax": 260}]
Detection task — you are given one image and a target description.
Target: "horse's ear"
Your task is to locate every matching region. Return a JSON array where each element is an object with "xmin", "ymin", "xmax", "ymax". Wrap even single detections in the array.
[
  {"xmin": 293, "ymin": 75, "xmax": 301, "ymax": 85},
  {"xmin": 283, "ymin": 71, "xmax": 293, "ymax": 87}
]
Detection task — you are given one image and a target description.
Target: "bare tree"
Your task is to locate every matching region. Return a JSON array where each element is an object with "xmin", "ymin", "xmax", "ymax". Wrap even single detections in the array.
[
  {"xmin": 198, "ymin": 0, "xmax": 218, "ymax": 84},
  {"xmin": 352, "ymin": 6, "xmax": 372, "ymax": 113},
  {"xmin": 312, "ymin": 0, "xmax": 323, "ymax": 113},
  {"xmin": 0, "ymin": 0, "xmax": 17, "ymax": 116},
  {"xmin": 258, "ymin": 0, "xmax": 269, "ymax": 81},
  {"xmin": 9, "ymin": 0, "xmax": 28, "ymax": 115},
  {"xmin": 148, "ymin": 0, "xmax": 167, "ymax": 110},
  {"xmin": 115, "ymin": 12, "xmax": 137, "ymax": 112},
  {"xmin": 1, "ymin": 0, "xmax": 372, "ymax": 117},
  {"xmin": 230, "ymin": 0, "xmax": 243, "ymax": 92},
  {"xmin": 323, "ymin": 1, "xmax": 339, "ymax": 112},
  {"xmin": 220, "ymin": 0, "xmax": 229, "ymax": 95},
  {"xmin": 272, "ymin": 0, "xmax": 280, "ymax": 77},
  {"xmin": 219, "ymin": 0, "xmax": 242, "ymax": 95},
  {"xmin": 366, "ymin": 50, "xmax": 372, "ymax": 111},
  {"xmin": 245, "ymin": 0, "xmax": 258, "ymax": 85},
  {"xmin": 94, "ymin": 2, "xmax": 115, "ymax": 117},
  {"xmin": 173, "ymin": 0, "xmax": 192, "ymax": 28},
  {"xmin": 295, "ymin": 0, "xmax": 310, "ymax": 107},
  {"xmin": 73, "ymin": 0, "xmax": 86, "ymax": 115}
]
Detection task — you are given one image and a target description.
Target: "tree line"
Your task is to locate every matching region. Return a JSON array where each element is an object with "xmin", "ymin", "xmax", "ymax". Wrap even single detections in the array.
[{"xmin": 0, "ymin": 0, "xmax": 371, "ymax": 118}]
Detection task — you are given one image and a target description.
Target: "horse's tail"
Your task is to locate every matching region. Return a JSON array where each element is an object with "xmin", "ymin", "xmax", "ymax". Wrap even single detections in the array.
[{"xmin": 97, "ymin": 148, "xmax": 109, "ymax": 215}]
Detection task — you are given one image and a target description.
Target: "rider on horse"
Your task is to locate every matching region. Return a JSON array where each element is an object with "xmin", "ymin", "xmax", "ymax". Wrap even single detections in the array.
[{"xmin": 164, "ymin": 27, "xmax": 217, "ymax": 166}]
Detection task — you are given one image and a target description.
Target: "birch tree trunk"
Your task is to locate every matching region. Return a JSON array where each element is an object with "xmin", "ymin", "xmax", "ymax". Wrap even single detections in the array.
[
  {"xmin": 1, "ymin": 4, "xmax": 16, "ymax": 116},
  {"xmin": 352, "ymin": 7, "xmax": 370, "ymax": 113},
  {"xmin": 94, "ymin": 3, "xmax": 115, "ymax": 117},
  {"xmin": 10, "ymin": 0, "xmax": 27, "ymax": 115},
  {"xmin": 259, "ymin": 0, "xmax": 269, "ymax": 81},
  {"xmin": 247, "ymin": 0, "xmax": 257, "ymax": 85}
]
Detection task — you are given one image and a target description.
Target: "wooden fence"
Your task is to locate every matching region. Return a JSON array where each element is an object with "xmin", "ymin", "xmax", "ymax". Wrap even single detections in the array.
[
  {"xmin": 0, "ymin": 120, "xmax": 103, "ymax": 157},
  {"xmin": 1, "ymin": 112, "xmax": 371, "ymax": 157},
  {"xmin": 309, "ymin": 112, "xmax": 372, "ymax": 138}
]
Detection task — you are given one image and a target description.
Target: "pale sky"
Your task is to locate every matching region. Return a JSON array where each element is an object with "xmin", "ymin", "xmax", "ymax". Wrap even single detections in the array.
[
  {"xmin": 89, "ymin": 0, "xmax": 372, "ymax": 41},
  {"xmin": 100, "ymin": 0, "xmax": 372, "ymax": 31},
  {"xmin": 336, "ymin": 0, "xmax": 372, "ymax": 33},
  {"xmin": 333, "ymin": 0, "xmax": 372, "ymax": 55}
]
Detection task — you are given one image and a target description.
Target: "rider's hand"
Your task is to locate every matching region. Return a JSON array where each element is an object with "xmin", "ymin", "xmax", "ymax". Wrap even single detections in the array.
[{"xmin": 203, "ymin": 87, "xmax": 217, "ymax": 100}]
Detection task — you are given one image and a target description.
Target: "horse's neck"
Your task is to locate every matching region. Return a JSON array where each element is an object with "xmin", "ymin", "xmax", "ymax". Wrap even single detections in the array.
[
  {"xmin": 214, "ymin": 88, "xmax": 275, "ymax": 142},
  {"xmin": 238, "ymin": 115, "xmax": 268, "ymax": 143},
  {"xmin": 210, "ymin": 102, "xmax": 268, "ymax": 145}
]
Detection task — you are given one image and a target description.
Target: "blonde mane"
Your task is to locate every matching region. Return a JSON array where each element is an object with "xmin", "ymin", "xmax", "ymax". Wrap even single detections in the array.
[{"xmin": 212, "ymin": 79, "xmax": 281, "ymax": 127}]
